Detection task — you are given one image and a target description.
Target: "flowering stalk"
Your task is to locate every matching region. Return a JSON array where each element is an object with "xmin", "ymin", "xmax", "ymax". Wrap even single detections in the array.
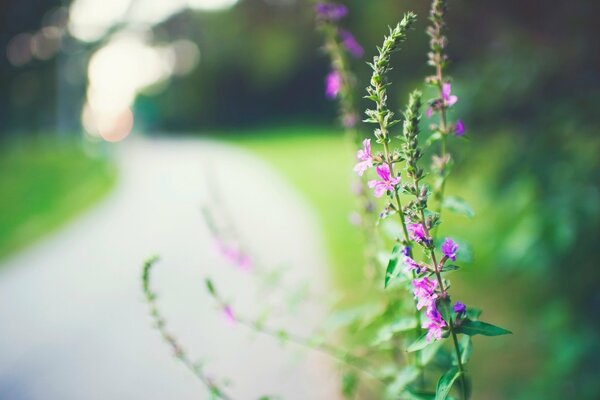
[
  {"xmin": 424, "ymin": 0, "xmax": 466, "ymax": 237},
  {"xmin": 360, "ymin": 10, "xmax": 512, "ymax": 399},
  {"xmin": 142, "ymin": 257, "xmax": 234, "ymax": 400},
  {"xmin": 204, "ymin": 278, "xmax": 386, "ymax": 386},
  {"xmin": 314, "ymin": 1, "xmax": 379, "ymax": 274},
  {"xmin": 362, "ymin": 12, "xmax": 430, "ymax": 387}
]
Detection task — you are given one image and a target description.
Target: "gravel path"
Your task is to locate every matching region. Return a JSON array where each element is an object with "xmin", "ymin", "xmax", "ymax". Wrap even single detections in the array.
[{"xmin": 0, "ymin": 138, "xmax": 340, "ymax": 400}]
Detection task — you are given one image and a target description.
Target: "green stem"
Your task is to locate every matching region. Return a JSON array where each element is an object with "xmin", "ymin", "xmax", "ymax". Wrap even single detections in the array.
[
  {"xmin": 381, "ymin": 140, "xmax": 425, "ymax": 384},
  {"xmin": 236, "ymin": 318, "xmax": 386, "ymax": 385}
]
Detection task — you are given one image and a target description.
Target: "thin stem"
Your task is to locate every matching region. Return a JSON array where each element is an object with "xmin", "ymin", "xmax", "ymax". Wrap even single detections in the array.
[
  {"xmin": 410, "ymin": 177, "xmax": 467, "ymax": 400},
  {"xmin": 235, "ymin": 318, "xmax": 386, "ymax": 385},
  {"xmin": 142, "ymin": 259, "xmax": 234, "ymax": 400},
  {"xmin": 381, "ymin": 140, "xmax": 425, "ymax": 383}
]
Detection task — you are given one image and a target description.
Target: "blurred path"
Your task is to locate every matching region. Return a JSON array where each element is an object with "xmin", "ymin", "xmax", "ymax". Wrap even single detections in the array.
[{"xmin": 0, "ymin": 137, "xmax": 340, "ymax": 400}]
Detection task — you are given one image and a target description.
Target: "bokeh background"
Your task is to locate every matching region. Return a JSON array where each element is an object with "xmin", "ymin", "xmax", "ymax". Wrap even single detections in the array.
[{"xmin": 1, "ymin": 0, "xmax": 600, "ymax": 399}]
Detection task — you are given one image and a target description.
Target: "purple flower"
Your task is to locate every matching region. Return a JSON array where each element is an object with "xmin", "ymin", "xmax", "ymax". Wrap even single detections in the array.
[
  {"xmin": 403, "ymin": 254, "xmax": 423, "ymax": 274},
  {"xmin": 412, "ymin": 277, "xmax": 438, "ymax": 310},
  {"xmin": 425, "ymin": 107, "xmax": 434, "ymax": 118},
  {"xmin": 454, "ymin": 119, "xmax": 465, "ymax": 136},
  {"xmin": 325, "ymin": 70, "xmax": 342, "ymax": 99},
  {"xmin": 453, "ymin": 301, "xmax": 467, "ymax": 316},
  {"xmin": 340, "ymin": 30, "xmax": 364, "ymax": 58},
  {"xmin": 353, "ymin": 138, "xmax": 373, "ymax": 176},
  {"xmin": 368, "ymin": 163, "xmax": 400, "ymax": 198},
  {"xmin": 222, "ymin": 306, "xmax": 236, "ymax": 327},
  {"xmin": 315, "ymin": 3, "xmax": 348, "ymax": 21},
  {"xmin": 423, "ymin": 304, "xmax": 447, "ymax": 341},
  {"xmin": 442, "ymin": 82, "xmax": 458, "ymax": 107},
  {"xmin": 407, "ymin": 223, "xmax": 428, "ymax": 244},
  {"xmin": 441, "ymin": 237, "xmax": 459, "ymax": 261},
  {"xmin": 238, "ymin": 254, "xmax": 252, "ymax": 272}
]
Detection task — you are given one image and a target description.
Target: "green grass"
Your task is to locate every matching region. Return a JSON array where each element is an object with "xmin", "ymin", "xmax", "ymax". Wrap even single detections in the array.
[{"xmin": 0, "ymin": 140, "xmax": 116, "ymax": 261}]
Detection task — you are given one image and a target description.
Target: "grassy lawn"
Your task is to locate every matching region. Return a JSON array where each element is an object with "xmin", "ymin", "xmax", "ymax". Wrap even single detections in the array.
[{"xmin": 0, "ymin": 140, "xmax": 116, "ymax": 261}]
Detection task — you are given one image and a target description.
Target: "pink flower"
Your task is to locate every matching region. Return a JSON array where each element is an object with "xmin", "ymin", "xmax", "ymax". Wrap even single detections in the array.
[
  {"xmin": 442, "ymin": 82, "xmax": 458, "ymax": 107},
  {"xmin": 340, "ymin": 30, "xmax": 364, "ymax": 58},
  {"xmin": 353, "ymin": 138, "xmax": 373, "ymax": 176},
  {"xmin": 407, "ymin": 223, "xmax": 428, "ymax": 244},
  {"xmin": 403, "ymin": 254, "xmax": 423, "ymax": 274},
  {"xmin": 325, "ymin": 70, "xmax": 342, "ymax": 99},
  {"xmin": 425, "ymin": 107, "xmax": 433, "ymax": 118},
  {"xmin": 222, "ymin": 306, "xmax": 236, "ymax": 327},
  {"xmin": 423, "ymin": 305, "xmax": 447, "ymax": 341},
  {"xmin": 454, "ymin": 119, "xmax": 465, "ymax": 136},
  {"xmin": 238, "ymin": 254, "xmax": 253, "ymax": 272},
  {"xmin": 412, "ymin": 277, "xmax": 438, "ymax": 310},
  {"xmin": 441, "ymin": 237, "xmax": 459, "ymax": 261},
  {"xmin": 368, "ymin": 163, "xmax": 400, "ymax": 198}
]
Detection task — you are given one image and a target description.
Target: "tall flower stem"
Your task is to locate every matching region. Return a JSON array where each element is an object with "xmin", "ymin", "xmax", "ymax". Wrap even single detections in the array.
[
  {"xmin": 364, "ymin": 13, "xmax": 426, "ymax": 386},
  {"xmin": 411, "ymin": 185, "xmax": 468, "ymax": 400},
  {"xmin": 142, "ymin": 257, "xmax": 234, "ymax": 400},
  {"xmin": 427, "ymin": 0, "xmax": 452, "ymax": 240},
  {"xmin": 205, "ymin": 278, "xmax": 386, "ymax": 386}
]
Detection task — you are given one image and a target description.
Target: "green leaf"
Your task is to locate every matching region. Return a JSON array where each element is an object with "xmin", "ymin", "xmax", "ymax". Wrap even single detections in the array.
[
  {"xmin": 466, "ymin": 308, "xmax": 482, "ymax": 321},
  {"xmin": 442, "ymin": 264, "xmax": 460, "ymax": 272},
  {"xmin": 421, "ymin": 338, "xmax": 444, "ymax": 364},
  {"xmin": 386, "ymin": 366, "xmax": 420, "ymax": 396},
  {"xmin": 455, "ymin": 319, "xmax": 512, "ymax": 336},
  {"xmin": 458, "ymin": 335, "xmax": 473, "ymax": 365},
  {"xmin": 205, "ymin": 278, "xmax": 216, "ymax": 296},
  {"xmin": 442, "ymin": 196, "xmax": 475, "ymax": 218},
  {"xmin": 385, "ymin": 243, "xmax": 402, "ymax": 288},
  {"xmin": 437, "ymin": 298, "xmax": 453, "ymax": 323},
  {"xmin": 407, "ymin": 332, "xmax": 434, "ymax": 352},
  {"xmin": 371, "ymin": 317, "xmax": 418, "ymax": 346},
  {"xmin": 435, "ymin": 367, "xmax": 461, "ymax": 400},
  {"xmin": 341, "ymin": 372, "xmax": 358, "ymax": 398},
  {"xmin": 403, "ymin": 389, "xmax": 436, "ymax": 400}
]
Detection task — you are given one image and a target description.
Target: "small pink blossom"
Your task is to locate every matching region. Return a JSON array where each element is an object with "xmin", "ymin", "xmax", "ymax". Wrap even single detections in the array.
[
  {"xmin": 340, "ymin": 30, "xmax": 364, "ymax": 58},
  {"xmin": 441, "ymin": 237, "xmax": 459, "ymax": 261},
  {"xmin": 442, "ymin": 82, "xmax": 458, "ymax": 107},
  {"xmin": 353, "ymin": 138, "xmax": 373, "ymax": 176},
  {"xmin": 325, "ymin": 70, "xmax": 342, "ymax": 99},
  {"xmin": 238, "ymin": 255, "xmax": 253, "ymax": 272},
  {"xmin": 454, "ymin": 119, "xmax": 465, "ymax": 136},
  {"xmin": 368, "ymin": 163, "xmax": 400, "ymax": 198},
  {"xmin": 407, "ymin": 223, "xmax": 428, "ymax": 244},
  {"xmin": 403, "ymin": 254, "xmax": 423, "ymax": 274},
  {"xmin": 222, "ymin": 306, "xmax": 236, "ymax": 327},
  {"xmin": 412, "ymin": 277, "xmax": 438, "ymax": 310},
  {"xmin": 423, "ymin": 305, "xmax": 447, "ymax": 341},
  {"xmin": 425, "ymin": 107, "xmax": 433, "ymax": 118}
]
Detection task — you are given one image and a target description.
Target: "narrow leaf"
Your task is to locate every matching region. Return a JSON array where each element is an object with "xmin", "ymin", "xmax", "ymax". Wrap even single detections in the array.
[
  {"xmin": 458, "ymin": 335, "xmax": 473, "ymax": 365},
  {"xmin": 385, "ymin": 243, "xmax": 402, "ymax": 288},
  {"xmin": 435, "ymin": 367, "xmax": 461, "ymax": 400},
  {"xmin": 386, "ymin": 366, "xmax": 420, "ymax": 396},
  {"xmin": 437, "ymin": 298, "xmax": 453, "ymax": 323},
  {"xmin": 421, "ymin": 338, "xmax": 444, "ymax": 364},
  {"xmin": 407, "ymin": 332, "xmax": 434, "ymax": 352},
  {"xmin": 455, "ymin": 319, "xmax": 512, "ymax": 336}
]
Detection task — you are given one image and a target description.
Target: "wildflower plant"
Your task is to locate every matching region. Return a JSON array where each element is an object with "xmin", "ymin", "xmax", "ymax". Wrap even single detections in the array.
[
  {"xmin": 140, "ymin": 1, "xmax": 513, "ymax": 399},
  {"xmin": 358, "ymin": 2, "xmax": 512, "ymax": 399}
]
